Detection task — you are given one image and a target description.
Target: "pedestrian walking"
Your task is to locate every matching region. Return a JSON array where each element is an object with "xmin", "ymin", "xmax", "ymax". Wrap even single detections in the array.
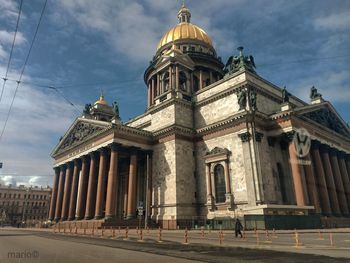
[{"xmin": 234, "ymin": 218, "xmax": 243, "ymax": 238}]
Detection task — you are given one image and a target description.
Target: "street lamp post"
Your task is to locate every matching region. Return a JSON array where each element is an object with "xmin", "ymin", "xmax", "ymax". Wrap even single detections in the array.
[{"xmin": 21, "ymin": 188, "xmax": 30, "ymax": 228}]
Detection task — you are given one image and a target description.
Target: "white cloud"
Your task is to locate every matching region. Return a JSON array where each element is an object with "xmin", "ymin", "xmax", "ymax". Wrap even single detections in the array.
[
  {"xmin": 0, "ymin": 65, "xmax": 78, "ymax": 186},
  {"xmin": 55, "ymin": 0, "xmax": 238, "ymax": 61},
  {"xmin": 0, "ymin": 30, "xmax": 26, "ymax": 46},
  {"xmin": 0, "ymin": 44, "xmax": 7, "ymax": 59},
  {"xmin": 314, "ymin": 11, "xmax": 350, "ymax": 30},
  {"xmin": 0, "ymin": 0, "xmax": 18, "ymax": 19},
  {"xmin": 294, "ymin": 70, "xmax": 350, "ymax": 103}
]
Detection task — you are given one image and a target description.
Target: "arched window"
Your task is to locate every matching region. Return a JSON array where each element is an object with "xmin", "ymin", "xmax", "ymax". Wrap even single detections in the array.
[
  {"xmin": 179, "ymin": 71, "xmax": 187, "ymax": 91},
  {"xmin": 162, "ymin": 72, "xmax": 169, "ymax": 92},
  {"xmin": 214, "ymin": 164, "xmax": 226, "ymax": 203}
]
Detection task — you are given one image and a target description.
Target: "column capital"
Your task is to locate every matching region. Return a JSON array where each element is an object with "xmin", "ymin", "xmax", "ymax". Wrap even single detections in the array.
[
  {"xmin": 53, "ymin": 167, "xmax": 60, "ymax": 173},
  {"xmin": 311, "ymin": 140, "xmax": 322, "ymax": 150},
  {"xmin": 345, "ymin": 154, "xmax": 350, "ymax": 161},
  {"xmin": 129, "ymin": 146, "xmax": 140, "ymax": 155},
  {"xmin": 59, "ymin": 164, "xmax": 67, "ymax": 171},
  {"xmin": 282, "ymin": 131, "xmax": 295, "ymax": 142},
  {"xmin": 81, "ymin": 155, "xmax": 90, "ymax": 163},
  {"xmin": 267, "ymin": 136, "xmax": 276, "ymax": 147},
  {"xmin": 89, "ymin": 151, "xmax": 98, "ymax": 159},
  {"xmin": 98, "ymin": 147, "xmax": 108, "ymax": 155},
  {"xmin": 109, "ymin": 143, "xmax": 122, "ymax": 151},
  {"xmin": 319, "ymin": 144, "xmax": 331, "ymax": 154},
  {"xmin": 66, "ymin": 161, "xmax": 74, "ymax": 169},
  {"xmin": 73, "ymin": 158, "xmax": 81, "ymax": 167},
  {"xmin": 329, "ymin": 148, "xmax": 338, "ymax": 156},
  {"xmin": 255, "ymin": 132, "xmax": 264, "ymax": 142},
  {"xmin": 238, "ymin": 132, "xmax": 251, "ymax": 142},
  {"xmin": 338, "ymin": 151, "xmax": 346, "ymax": 158}
]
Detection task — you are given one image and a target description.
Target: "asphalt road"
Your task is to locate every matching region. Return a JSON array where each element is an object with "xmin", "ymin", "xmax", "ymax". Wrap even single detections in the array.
[{"xmin": 0, "ymin": 229, "xmax": 349, "ymax": 263}]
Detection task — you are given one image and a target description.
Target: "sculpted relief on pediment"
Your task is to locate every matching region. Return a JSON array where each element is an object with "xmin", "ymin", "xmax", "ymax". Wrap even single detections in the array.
[
  {"xmin": 59, "ymin": 122, "xmax": 105, "ymax": 153},
  {"xmin": 302, "ymin": 108, "xmax": 350, "ymax": 138}
]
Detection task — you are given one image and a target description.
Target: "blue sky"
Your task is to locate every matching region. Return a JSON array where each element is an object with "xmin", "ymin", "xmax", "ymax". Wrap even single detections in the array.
[{"xmin": 0, "ymin": 0, "xmax": 349, "ymax": 187}]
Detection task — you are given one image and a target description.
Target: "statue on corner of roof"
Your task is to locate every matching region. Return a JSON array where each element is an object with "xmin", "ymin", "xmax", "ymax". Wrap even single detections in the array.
[
  {"xmin": 83, "ymin": 103, "xmax": 91, "ymax": 115},
  {"xmin": 310, "ymin": 86, "xmax": 322, "ymax": 100},
  {"xmin": 112, "ymin": 101, "xmax": 120, "ymax": 117},
  {"xmin": 282, "ymin": 86, "xmax": 290, "ymax": 103}
]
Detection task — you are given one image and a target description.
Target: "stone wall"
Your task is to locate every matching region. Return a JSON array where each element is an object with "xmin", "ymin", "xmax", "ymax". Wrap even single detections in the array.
[
  {"xmin": 174, "ymin": 103, "xmax": 193, "ymax": 129},
  {"xmin": 152, "ymin": 139, "xmax": 177, "ymax": 220},
  {"xmin": 194, "ymin": 93, "xmax": 239, "ymax": 128},
  {"xmin": 175, "ymin": 139, "xmax": 196, "ymax": 218},
  {"xmin": 195, "ymin": 132, "xmax": 248, "ymax": 216}
]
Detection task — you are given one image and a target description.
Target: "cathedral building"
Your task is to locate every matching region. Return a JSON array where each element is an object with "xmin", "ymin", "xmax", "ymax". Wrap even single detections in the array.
[{"xmin": 49, "ymin": 4, "xmax": 350, "ymax": 229}]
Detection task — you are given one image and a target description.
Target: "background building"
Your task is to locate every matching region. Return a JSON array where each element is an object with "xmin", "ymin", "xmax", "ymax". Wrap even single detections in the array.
[
  {"xmin": 50, "ymin": 4, "xmax": 350, "ymax": 229},
  {"xmin": 0, "ymin": 184, "xmax": 51, "ymax": 227}
]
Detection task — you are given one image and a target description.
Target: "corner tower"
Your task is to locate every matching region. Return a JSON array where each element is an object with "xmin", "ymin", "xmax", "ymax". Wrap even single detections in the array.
[{"xmin": 144, "ymin": 3, "xmax": 224, "ymax": 108}]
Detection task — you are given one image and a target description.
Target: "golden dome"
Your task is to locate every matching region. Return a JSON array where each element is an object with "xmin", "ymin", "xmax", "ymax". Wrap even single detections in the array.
[
  {"xmin": 94, "ymin": 95, "xmax": 108, "ymax": 106},
  {"xmin": 157, "ymin": 3, "xmax": 213, "ymax": 51},
  {"xmin": 157, "ymin": 23, "xmax": 213, "ymax": 51}
]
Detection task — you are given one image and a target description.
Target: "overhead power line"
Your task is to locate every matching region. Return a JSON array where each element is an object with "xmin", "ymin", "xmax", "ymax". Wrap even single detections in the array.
[
  {"xmin": 0, "ymin": 0, "xmax": 48, "ymax": 143},
  {"xmin": 0, "ymin": 0, "xmax": 24, "ymax": 103}
]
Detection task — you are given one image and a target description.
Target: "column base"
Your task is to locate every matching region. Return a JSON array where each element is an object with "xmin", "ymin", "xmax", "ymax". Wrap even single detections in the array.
[
  {"xmin": 54, "ymin": 217, "xmax": 61, "ymax": 222},
  {"xmin": 126, "ymin": 214, "xmax": 135, "ymax": 220},
  {"xmin": 104, "ymin": 215, "xmax": 116, "ymax": 222},
  {"xmin": 84, "ymin": 216, "xmax": 93, "ymax": 220},
  {"xmin": 94, "ymin": 215, "xmax": 103, "ymax": 220},
  {"xmin": 75, "ymin": 216, "xmax": 84, "ymax": 220},
  {"xmin": 68, "ymin": 217, "xmax": 75, "ymax": 221}
]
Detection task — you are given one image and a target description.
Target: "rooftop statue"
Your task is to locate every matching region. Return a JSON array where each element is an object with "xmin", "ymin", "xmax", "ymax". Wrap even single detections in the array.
[
  {"xmin": 224, "ymin": 47, "xmax": 256, "ymax": 75},
  {"xmin": 112, "ymin": 101, "xmax": 120, "ymax": 117},
  {"xmin": 83, "ymin": 103, "xmax": 91, "ymax": 115},
  {"xmin": 282, "ymin": 86, "xmax": 290, "ymax": 103},
  {"xmin": 310, "ymin": 86, "xmax": 322, "ymax": 100}
]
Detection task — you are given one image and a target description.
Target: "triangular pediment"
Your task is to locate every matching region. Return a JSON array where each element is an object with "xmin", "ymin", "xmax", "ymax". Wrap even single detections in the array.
[
  {"xmin": 51, "ymin": 118, "xmax": 112, "ymax": 157},
  {"xmin": 205, "ymin": 147, "xmax": 231, "ymax": 156},
  {"xmin": 155, "ymin": 52, "xmax": 195, "ymax": 71},
  {"xmin": 297, "ymin": 102, "xmax": 350, "ymax": 138}
]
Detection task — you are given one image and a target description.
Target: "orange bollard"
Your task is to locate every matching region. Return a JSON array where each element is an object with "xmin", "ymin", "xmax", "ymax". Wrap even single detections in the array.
[
  {"xmin": 139, "ymin": 228, "xmax": 143, "ymax": 241},
  {"xmin": 83, "ymin": 226, "xmax": 86, "ymax": 235},
  {"xmin": 242, "ymin": 228, "xmax": 246, "ymax": 240},
  {"xmin": 273, "ymin": 228, "xmax": 277, "ymax": 238},
  {"xmin": 294, "ymin": 230, "xmax": 302, "ymax": 247},
  {"xmin": 147, "ymin": 227, "xmax": 150, "ymax": 234},
  {"xmin": 101, "ymin": 228, "xmax": 104, "ymax": 237},
  {"xmin": 256, "ymin": 230, "xmax": 260, "ymax": 245},
  {"xmin": 318, "ymin": 230, "xmax": 324, "ymax": 240},
  {"xmin": 184, "ymin": 228, "xmax": 189, "ymax": 244},
  {"xmin": 201, "ymin": 227, "xmax": 204, "ymax": 238},
  {"xmin": 124, "ymin": 227, "xmax": 129, "ymax": 240},
  {"xmin": 265, "ymin": 230, "xmax": 270, "ymax": 242},
  {"xmin": 254, "ymin": 227, "xmax": 257, "ymax": 237},
  {"xmin": 329, "ymin": 233, "xmax": 334, "ymax": 247},
  {"xmin": 92, "ymin": 224, "xmax": 95, "ymax": 236},
  {"xmin": 75, "ymin": 226, "xmax": 77, "ymax": 235},
  {"xmin": 158, "ymin": 227, "xmax": 162, "ymax": 243},
  {"xmin": 219, "ymin": 231, "xmax": 223, "ymax": 245}
]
